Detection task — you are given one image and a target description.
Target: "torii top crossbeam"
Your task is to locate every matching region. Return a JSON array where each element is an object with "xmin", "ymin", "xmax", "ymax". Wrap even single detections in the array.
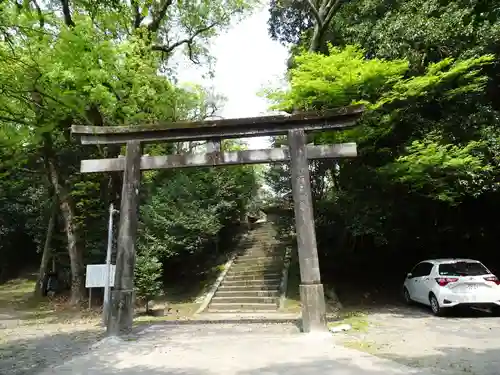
[{"xmin": 71, "ymin": 105, "xmax": 364, "ymax": 144}]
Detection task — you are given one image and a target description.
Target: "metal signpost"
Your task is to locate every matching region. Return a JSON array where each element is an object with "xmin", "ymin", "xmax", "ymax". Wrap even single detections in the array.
[{"xmin": 103, "ymin": 203, "xmax": 119, "ymax": 326}]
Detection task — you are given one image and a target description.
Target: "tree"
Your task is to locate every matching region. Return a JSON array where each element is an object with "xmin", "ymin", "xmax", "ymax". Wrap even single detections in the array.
[
  {"xmin": 139, "ymin": 142, "xmax": 258, "ymax": 281},
  {"xmin": 0, "ymin": 0, "xmax": 260, "ymax": 304},
  {"xmin": 269, "ymin": 0, "xmax": 352, "ymax": 52},
  {"xmin": 263, "ymin": 37, "xmax": 498, "ymax": 292},
  {"xmin": 134, "ymin": 249, "xmax": 163, "ymax": 314}
]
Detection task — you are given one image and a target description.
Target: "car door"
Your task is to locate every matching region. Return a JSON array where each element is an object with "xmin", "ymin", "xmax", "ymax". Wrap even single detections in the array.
[
  {"xmin": 416, "ymin": 263, "xmax": 435, "ymax": 305},
  {"xmin": 407, "ymin": 262, "xmax": 433, "ymax": 303},
  {"xmin": 407, "ymin": 263, "xmax": 426, "ymax": 302}
]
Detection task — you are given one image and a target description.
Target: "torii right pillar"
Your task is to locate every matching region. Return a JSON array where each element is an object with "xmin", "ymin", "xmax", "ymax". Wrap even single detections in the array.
[{"xmin": 288, "ymin": 129, "xmax": 327, "ymax": 333}]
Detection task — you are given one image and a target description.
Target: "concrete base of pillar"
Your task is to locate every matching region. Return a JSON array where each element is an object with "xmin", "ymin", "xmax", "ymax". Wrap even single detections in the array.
[{"xmin": 300, "ymin": 284, "xmax": 327, "ymax": 333}]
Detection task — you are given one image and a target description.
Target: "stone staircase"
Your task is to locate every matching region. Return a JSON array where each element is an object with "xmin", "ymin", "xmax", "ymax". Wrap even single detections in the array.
[{"xmin": 206, "ymin": 222, "xmax": 285, "ymax": 312}]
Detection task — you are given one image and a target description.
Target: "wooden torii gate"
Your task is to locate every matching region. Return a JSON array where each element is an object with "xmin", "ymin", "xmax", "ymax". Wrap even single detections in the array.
[{"xmin": 71, "ymin": 105, "xmax": 363, "ymax": 335}]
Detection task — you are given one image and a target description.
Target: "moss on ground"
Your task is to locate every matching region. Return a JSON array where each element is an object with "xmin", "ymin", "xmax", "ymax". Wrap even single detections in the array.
[{"xmin": 342, "ymin": 339, "xmax": 381, "ymax": 354}]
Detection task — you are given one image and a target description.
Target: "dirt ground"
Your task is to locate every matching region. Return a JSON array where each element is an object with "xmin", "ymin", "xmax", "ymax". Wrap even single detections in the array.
[
  {"xmin": 37, "ymin": 323, "xmax": 438, "ymax": 375},
  {"xmin": 336, "ymin": 305, "xmax": 500, "ymax": 375},
  {"xmin": 1, "ymin": 277, "xmax": 499, "ymax": 375},
  {"xmin": 0, "ymin": 277, "xmax": 198, "ymax": 375}
]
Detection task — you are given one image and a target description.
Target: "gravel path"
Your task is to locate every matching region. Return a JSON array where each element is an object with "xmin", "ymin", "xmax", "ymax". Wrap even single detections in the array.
[
  {"xmin": 3, "ymin": 303, "xmax": 499, "ymax": 375},
  {"xmin": 38, "ymin": 323, "xmax": 437, "ymax": 375},
  {"xmin": 0, "ymin": 316, "xmax": 103, "ymax": 375},
  {"xmin": 338, "ymin": 306, "xmax": 500, "ymax": 375}
]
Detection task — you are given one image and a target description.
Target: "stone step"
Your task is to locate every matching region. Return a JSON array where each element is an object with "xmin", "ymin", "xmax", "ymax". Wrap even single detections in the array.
[
  {"xmin": 217, "ymin": 284, "xmax": 280, "ymax": 292},
  {"xmin": 239, "ymin": 237, "xmax": 276, "ymax": 242},
  {"xmin": 236, "ymin": 245, "xmax": 279, "ymax": 252},
  {"xmin": 211, "ymin": 296, "xmax": 278, "ymax": 304},
  {"xmin": 233, "ymin": 256, "xmax": 282, "ymax": 262},
  {"xmin": 228, "ymin": 266, "xmax": 282, "ymax": 273},
  {"xmin": 232, "ymin": 259, "xmax": 282, "ymax": 267},
  {"xmin": 241, "ymin": 240, "xmax": 276, "ymax": 244},
  {"xmin": 240, "ymin": 233, "xmax": 278, "ymax": 242},
  {"xmin": 237, "ymin": 245, "xmax": 280, "ymax": 251},
  {"xmin": 233, "ymin": 261, "xmax": 283, "ymax": 268},
  {"xmin": 233, "ymin": 256, "xmax": 283, "ymax": 263},
  {"xmin": 243, "ymin": 238, "xmax": 275, "ymax": 243},
  {"xmin": 236, "ymin": 251, "xmax": 281, "ymax": 258},
  {"xmin": 225, "ymin": 270, "xmax": 282, "ymax": 278},
  {"xmin": 231, "ymin": 260, "xmax": 283, "ymax": 267},
  {"xmin": 214, "ymin": 290, "xmax": 279, "ymax": 297},
  {"xmin": 220, "ymin": 279, "xmax": 281, "ymax": 287},
  {"xmin": 235, "ymin": 255, "xmax": 284, "ymax": 262},
  {"xmin": 235, "ymin": 247, "xmax": 279, "ymax": 254},
  {"xmin": 224, "ymin": 273, "xmax": 281, "ymax": 281},
  {"xmin": 241, "ymin": 248, "xmax": 283, "ymax": 254},
  {"xmin": 208, "ymin": 303, "xmax": 278, "ymax": 311}
]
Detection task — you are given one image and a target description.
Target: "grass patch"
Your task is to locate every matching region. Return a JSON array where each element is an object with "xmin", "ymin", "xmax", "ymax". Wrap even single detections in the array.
[
  {"xmin": 133, "ymin": 301, "xmax": 199, "ymax": 326},
  {"xmin": 0, "ymin": 278, "xmax": 37, "ymax": 309},
  {"xmin": 0, "ymin": 276, "xmax": 100, "ymax": 325},
  {"xmin": 342, "ymin": 339, "xmax": 381, "ymax": 354},
  {"xmin": 328, "ymin": 311, "xmax": 369, "ymax": 332}
]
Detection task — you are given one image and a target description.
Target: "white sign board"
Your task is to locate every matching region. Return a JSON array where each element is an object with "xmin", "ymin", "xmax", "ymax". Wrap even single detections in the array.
[{"xmin": 85, "ymin": 264, "xmax": 116, "ymax": 288}]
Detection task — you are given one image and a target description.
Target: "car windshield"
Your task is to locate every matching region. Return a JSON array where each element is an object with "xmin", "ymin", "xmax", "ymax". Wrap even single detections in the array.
[{"xmin": 438, "ymin": 262, "xmax": 490, "ymax": 276}]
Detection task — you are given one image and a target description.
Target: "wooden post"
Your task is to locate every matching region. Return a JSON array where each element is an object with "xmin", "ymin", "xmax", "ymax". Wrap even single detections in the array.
[
  {"xmin": 288, "ymin": 129, "xmax": 327, "ymax": 333},
  {"xmin": 107, "ymin": 141, "xmax": 142, "ymax": 336}
]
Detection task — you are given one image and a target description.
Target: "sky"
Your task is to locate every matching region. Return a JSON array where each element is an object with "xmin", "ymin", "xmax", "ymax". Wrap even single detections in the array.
[{"xmin": 177, "ymin": 3, "xmax": 289, "ymax": 150}]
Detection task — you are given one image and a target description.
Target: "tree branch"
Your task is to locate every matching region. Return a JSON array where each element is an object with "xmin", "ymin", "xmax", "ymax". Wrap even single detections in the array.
[
  {"xmin": 31, "ymin": 0, "xmax": 44, "ymax": 28},
  {"xmin": 0, "ymin": 114, "xmax": 33, "ymax": 126},
  {"xmin": 307, "ymin": 0, "xmax": 342, "ymax": 52},
  {"xmin": 320, "ymin": 0, "xmax": 336, "ymax": 15},
  {"xmin": 152, "ymin": 22, "xmax": 218, "ymax": 60},
  {"xmin": 131, "ymin": 0, "xmax": 145, "ymax": 29},
  {"xmin": 148, "ymin": 0, "xmax": 174, "ymax": 33},
  {"xmin": 306, "ymin": 0, "xmax": 322, "ymax": 26},
  {"xmin": 323, "ymin": 0, "xmax": 342, "ymax": 26},
  {"xmin": 60, "ymin": 0, "xmax": 75, "ymax": 27}
]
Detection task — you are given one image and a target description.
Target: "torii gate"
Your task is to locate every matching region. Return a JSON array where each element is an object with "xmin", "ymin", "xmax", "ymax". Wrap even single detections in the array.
[{"xmin": 71, "ymin": 105, "xmax": 363, "ymax": 335}]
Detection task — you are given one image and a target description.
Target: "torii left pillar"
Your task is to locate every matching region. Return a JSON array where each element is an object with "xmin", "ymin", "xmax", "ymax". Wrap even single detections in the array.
[{"xmin": 107, "ymin": 141, "xmax": 142, "ymax": 336}]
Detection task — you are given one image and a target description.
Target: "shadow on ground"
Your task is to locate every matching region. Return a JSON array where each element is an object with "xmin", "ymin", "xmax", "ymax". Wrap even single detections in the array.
[
  {"xmin": 338, "ymin": 302, "xmax": 500, "ymax": 375},
  {"xmin": 239, "ymin": 359, "xmax": 434, "ymax": 375},
  {"xmin": 5, "ymin": 318, "xmax": 500, "ymax": 375},
  {"xmin": 0, "ymin": 327, "xmax": 103, "ymax": 375},
  {"xmin": 352, "ymin": 301, "xmax": 499, "ymax": 319},
  {"xmin": 382, "ymin": 346, "xmax": 500, "ymax": 375},
  {"xmin": 37, "ymin": 355, "xmax": 438, "ymax": 375}
]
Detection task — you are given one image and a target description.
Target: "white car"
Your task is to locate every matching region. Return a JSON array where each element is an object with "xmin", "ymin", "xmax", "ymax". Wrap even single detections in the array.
[{"xmin": 403, "ymin": 258, "xmax": 500, "ymax": 316}]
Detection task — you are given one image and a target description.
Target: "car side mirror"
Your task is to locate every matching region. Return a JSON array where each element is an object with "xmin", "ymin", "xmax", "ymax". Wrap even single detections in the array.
[{"xmin": 407, "ymin": 273, "xmax": 413, "ymax": 279}]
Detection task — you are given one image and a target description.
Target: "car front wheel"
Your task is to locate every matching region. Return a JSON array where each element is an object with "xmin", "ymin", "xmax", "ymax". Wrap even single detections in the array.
[{"xmin": 429, "ymin": 293, "xmax": 443, "ymax": 316}]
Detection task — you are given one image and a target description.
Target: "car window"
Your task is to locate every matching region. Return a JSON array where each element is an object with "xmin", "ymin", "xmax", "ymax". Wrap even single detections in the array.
[
  {"xmin": 411, "ymin": 262, "xmax": 433, "ymax": 277},
  {"xmin": 439, "ymin": 262, "xmax": 490, "ymax": 276},
  {"xmin": 410, "ymin": 263, "xmax": 423, "ymax": 276},
  {"xmin": 420, "ymin": 262, "xmax": 433, "ymax": 276}
]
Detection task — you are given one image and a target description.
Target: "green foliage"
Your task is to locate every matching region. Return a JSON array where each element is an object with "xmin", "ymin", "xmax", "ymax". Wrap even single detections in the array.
[
  {"xmin": 380, "ymin": 135, "xmax": 495, "ymax": 202},
  {"xmin": 267, "ymin": 45, "xmax": 408, "ymax": 111},
  {"xmin": 140, "ymin": 166, "xmax": 257, "ymax": 265},
  {"xmin": 134, "ymin": 249, "xmax": 164, "ymax": 310},
  {"xmin": 266, "ymin": 45, "xmax": 493, "ymax": 113},
  {"xmin": 0, "ymin": 0, "xmax": 262, "ymax": 294},
  {"xmin": 264, "ymin": 0, "xmax": 500, "ymax": 284},
  {"xmin": 332, "ymin": 0, "xmax": 500, "ymax": 68}
]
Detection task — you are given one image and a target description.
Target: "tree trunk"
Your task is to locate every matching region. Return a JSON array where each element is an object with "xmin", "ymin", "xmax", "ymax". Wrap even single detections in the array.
[
  {"xmin": 42, "ymin": 133, "xmax": 85, "ymax": 305},
  {"xmin": 34, "ymin": 194, "xmax": 58, "ymax": 298}
]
